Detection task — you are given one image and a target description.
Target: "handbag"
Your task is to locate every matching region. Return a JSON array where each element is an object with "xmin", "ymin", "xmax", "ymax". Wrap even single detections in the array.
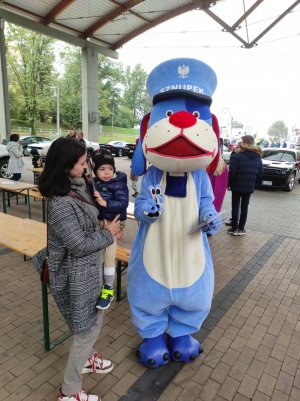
[{"xmin": 40, "ymin": 257, "xmax": 49, "ymax": 285}]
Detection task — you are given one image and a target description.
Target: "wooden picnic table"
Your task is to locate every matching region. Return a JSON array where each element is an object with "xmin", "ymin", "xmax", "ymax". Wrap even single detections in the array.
[
  {"xmin": 0, "ymin": 211, "xmax": 132, "ymax": 351},
  {"xmin": 0, "ymin": 178, "xmax": 37, "ymax": 218},
  {"xmin": 31, "ymin": 167, "xmax": 44, "ymax": 184},
  {"xmin": 0, "ymin": 213, "xmax": 46, "ymax": 257}
]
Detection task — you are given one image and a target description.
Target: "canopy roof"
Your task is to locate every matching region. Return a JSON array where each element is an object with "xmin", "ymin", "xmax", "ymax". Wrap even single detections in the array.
[{"xmin": 0, "ymin": 0, "xmax": 299, "ymax": 59}]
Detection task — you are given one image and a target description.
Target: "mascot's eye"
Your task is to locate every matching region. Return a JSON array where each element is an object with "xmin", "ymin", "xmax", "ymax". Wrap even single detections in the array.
[
  {"xmin": 166, "ymin": 110, "xmax": 173, "ymax": 117},
  {"xmin": 193, "ymin": 111, "xmax": 200, "ymax": 118},
  {"xmin": 149, "ymin": 186, "xmax": 156, "ymax": 199},
  {"xmin": 155, "ymin": 187, "xmax": 162, "ymax": 196}
]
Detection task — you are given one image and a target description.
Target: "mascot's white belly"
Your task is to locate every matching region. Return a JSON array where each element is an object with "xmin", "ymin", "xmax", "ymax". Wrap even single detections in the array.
[{"xmin": 143, "ymin": 172, "xmax": 206, "ymax": 289}]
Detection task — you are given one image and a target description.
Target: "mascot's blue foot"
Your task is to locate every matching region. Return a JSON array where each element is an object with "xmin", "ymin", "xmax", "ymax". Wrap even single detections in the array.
[
  {"xmin": 136, "ymin": 334, "xmax": 170, "ymax": 368},
  {"xmin": 168, "ymin": 334, "xmax": 203, "ymax": 363}
]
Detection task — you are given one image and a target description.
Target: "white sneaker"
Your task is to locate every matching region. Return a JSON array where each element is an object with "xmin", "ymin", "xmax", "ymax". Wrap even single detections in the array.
[
  {"xmin": 81, "ymin": 352, "xmax": 113, "ymax": 374},
  {"xmin": 57, "ymin": 388, "xmax": 99, "ymax": 401}
]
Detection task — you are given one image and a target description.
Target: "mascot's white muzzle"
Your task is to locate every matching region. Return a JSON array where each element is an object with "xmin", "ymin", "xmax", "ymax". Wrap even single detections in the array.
[{"xmin": 143, "ymin": 111, "xmax": 218, "ymax": 173}]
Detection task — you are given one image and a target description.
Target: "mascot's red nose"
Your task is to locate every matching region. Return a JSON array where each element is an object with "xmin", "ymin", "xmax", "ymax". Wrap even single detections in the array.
[{"xmin": 169, "ymin": 111, "xmax": 197, "ymax": 129}]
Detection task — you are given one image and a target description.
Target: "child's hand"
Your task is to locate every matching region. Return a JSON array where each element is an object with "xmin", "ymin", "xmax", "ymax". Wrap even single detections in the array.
[
  {"xmin": 94, "ymin": 191, "xmax": 107, "ymax": 207},
  {"xmin": 116, "ymin": 228, "xmax": 124, "ymax": 242}
]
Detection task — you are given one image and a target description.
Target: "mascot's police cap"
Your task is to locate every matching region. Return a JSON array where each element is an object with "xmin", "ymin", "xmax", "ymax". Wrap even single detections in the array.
[{"xmin": 146, "ymin": 58, "xmax": 217, "ymax": 105}]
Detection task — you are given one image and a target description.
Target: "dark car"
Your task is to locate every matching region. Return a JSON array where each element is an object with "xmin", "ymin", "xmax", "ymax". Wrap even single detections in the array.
[
  {"xmin": 256, "ymin": 148, "xmax": 300, "ymax": 192},
  {"xmin": 100, "ymin": 140, "xmax": 129, "ymax": 157},
  {"xmin": 124, "ymin": 143, "xmax": 135, "ymax": 159}
]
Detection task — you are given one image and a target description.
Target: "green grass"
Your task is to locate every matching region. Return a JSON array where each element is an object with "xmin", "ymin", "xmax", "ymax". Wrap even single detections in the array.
[{"xmin": 10, "ymin": 121, "xmax": 139, "ymax": 143}]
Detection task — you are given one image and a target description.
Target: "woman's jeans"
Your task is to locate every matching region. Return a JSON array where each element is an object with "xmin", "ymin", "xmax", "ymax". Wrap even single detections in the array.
[{"xmin": 231, "ymin": 191, "xmax": 251, "ymax": 230}]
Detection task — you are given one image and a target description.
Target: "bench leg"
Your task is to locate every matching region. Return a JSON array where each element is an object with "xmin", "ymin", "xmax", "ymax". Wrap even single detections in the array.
[
  {"xmin": 41, "ymin": 282, "xmax": 72, "ymax": 351},
  {"xmin": 41, "ymin": 282, "xmax": 50, "ymax": 351}
]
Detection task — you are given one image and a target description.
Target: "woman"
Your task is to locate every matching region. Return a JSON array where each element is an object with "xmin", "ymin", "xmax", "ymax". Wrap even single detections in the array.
[
  {"xmin": 37, "ymin": 137, "xmax": 120, "ymax": 401},
  {"xmin": 6, "ymin": 133, "xmax": 24, "ymax": 181}
]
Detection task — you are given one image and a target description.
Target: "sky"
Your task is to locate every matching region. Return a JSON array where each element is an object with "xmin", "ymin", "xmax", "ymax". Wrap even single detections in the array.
[{"xmin": 116, "ymin": 0, "xmax": 300, "ymax": 139}]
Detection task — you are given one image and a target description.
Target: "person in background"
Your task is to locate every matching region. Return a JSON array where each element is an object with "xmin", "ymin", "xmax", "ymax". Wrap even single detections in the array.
[
  {"xmin": 77, "ymin": 132, "xmax": 85, "ymax": 143},
  {"xmin": 282, "ymin": 140, "xmax": 287, "ymax": 148},
  {"xmin": 36, "ymin": 137, "xmax": 120, "ymax": 401},
  {"xmin": 93, "ymin": 151, "xmax": 129, "ymax": 309},
  {"xmin": 67, "ymin": 130, "xmax": 76, "ymax": 138},
  {"xmin": 227, "ymin": 135, "xmax": 263, "ymax": 236},
  {"xmin": 6, "ymin": 133, "xmax": 24, "ymax": 181}
]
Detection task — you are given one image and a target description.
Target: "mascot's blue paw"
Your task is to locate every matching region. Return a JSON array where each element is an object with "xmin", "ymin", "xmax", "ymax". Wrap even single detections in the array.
[
  {"xmin": 136, "ymin": 334, "xmax": 170, "ymax": 368},
  {"xmin": 168, "ymin": 334, "xmax": 203, "ymax": 363}
]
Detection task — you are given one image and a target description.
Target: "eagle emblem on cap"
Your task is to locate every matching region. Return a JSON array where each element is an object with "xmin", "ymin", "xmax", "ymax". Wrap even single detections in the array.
[{"xmin": 178, "ymin": 65, "xmax": 189, "ymax": 78}]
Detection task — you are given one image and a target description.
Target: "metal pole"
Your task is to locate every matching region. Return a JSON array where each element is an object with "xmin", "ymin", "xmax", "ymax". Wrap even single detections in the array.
[
  {"xmin": 56, "ymin": 84, "xmax": 60, "ymax": 136},
  {"xmin": 111, "ymin": 104, "xmax": 114, "ymax": 135}
]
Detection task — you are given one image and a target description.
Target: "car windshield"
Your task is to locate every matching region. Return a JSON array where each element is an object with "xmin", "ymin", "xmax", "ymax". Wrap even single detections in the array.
[{"xmin": 261, "ymin": 150, "xmax": 295, "ymax": 163}]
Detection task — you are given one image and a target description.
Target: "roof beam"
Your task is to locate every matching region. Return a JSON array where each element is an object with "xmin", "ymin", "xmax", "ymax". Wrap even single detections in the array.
[
  {"xmin": 204, "ymin": 8, "xmax": 250, "ymax": 48},
  {"xmin": 81, "ymin": 0, "xmax": 145, "ymax": 38},
  {"xmin": 0, "ymin": 8, "xmax": 119, "ymax": 58},
  {"xmin": 112, "ymin": 0, "xmax": 217, "ymax": 50},
  {"xmin": 248, "ymin": 0, "xmax": 300, "ymax": 47},
  {"xmin": 230, "ymin": 0, "xmax": 264, "ymax": 31},
  {"xmin": 44, "ymin": 0, "xmax": 76, "ymax": 24}
]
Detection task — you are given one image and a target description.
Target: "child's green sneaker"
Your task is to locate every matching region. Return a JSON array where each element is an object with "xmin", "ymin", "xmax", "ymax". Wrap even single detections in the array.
[{"xmin": 96, "ymin": 284, "xmax": 114, "ymax": 310}]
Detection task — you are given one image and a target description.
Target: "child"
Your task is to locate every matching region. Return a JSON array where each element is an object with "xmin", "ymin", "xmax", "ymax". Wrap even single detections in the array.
[{"xmin": 93, "ymin": 151, "xmax": 129, "ymax": 309}]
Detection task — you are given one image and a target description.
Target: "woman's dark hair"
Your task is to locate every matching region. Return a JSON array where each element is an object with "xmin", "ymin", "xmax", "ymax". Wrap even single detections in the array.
[
  {"xmin": 38, "ymin": 137, "xmax": 86, "ymax": 197},
  {"xmin": 10, "ymin": 133, "xmax": 20, "ymax": 142}
]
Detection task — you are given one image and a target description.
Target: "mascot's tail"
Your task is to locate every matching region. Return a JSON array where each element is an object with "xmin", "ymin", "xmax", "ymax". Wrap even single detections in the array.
[
  {"xmin": 206, "ymin": 114, "xmax": 221, "ymax": 176},
  {"xmin": 132, "ymin": 113, "xmax": 151, "ymax": 176}
]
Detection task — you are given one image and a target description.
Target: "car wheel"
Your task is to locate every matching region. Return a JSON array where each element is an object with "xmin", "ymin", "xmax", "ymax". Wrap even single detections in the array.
[
  {"xmin": 0, "ymin": 158, "xmax": 12, "ymax": 179},
  {"xmin": 285, "ymin": 173, "xmax": 295, "ymax": 192},
  {"xmin": 118, "ymin": 149, "xmax": 123, "ymax": 157},
  {"xmin": 23, "ymin": 146, "xmax": 30, "ymax": 156}
]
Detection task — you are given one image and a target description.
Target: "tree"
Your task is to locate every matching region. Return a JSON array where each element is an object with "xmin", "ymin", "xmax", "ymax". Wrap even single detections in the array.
[
  {"xmin": 268, "ymin": 121, "xmax": 288, "ymax": 141},
  {"xmin": 58, "ymin": 48, "xmax": 82, "ymax": 129},
  {"xmin": 98, "ymin": 55, "xmax": 123, "ymax": 126},
  {"xmin": 6, "ymin": 24, "xmax": 56, "ymax": 134},
  {"xmin": 122, "ymin": 64, "xmax": 151, "ymax": 127}
]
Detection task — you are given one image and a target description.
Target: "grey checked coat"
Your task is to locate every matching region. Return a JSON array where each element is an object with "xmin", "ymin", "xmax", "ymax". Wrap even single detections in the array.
[{"xmin": 45, "ymin": 195, "xmax": 113, "ymax": 335}]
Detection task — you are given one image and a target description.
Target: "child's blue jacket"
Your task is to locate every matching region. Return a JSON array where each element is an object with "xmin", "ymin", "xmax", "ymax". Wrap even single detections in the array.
[{"xmin": 93, "ymin": 171, "xmax": 129, "ymax": 221}]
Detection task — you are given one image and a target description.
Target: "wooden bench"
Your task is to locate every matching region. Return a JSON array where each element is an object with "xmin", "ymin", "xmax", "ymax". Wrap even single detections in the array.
[
  {"xmin": 116, "ymin": 246, "xmax": 131, "ymax": 301},
  {"xmin": 0, "ymin": 212, "xmax": 131, "ymax": 350}
]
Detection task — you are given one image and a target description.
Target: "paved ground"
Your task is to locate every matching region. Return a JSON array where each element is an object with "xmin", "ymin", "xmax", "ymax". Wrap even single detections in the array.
[{"xmin": 1, "ymin": 158, "xmax": 300, "ymax": 401}]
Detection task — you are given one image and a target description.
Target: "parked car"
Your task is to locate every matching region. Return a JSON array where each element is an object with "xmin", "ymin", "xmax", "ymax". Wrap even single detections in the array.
[
  {"xmin": 124, "ymin": 143, "xmax": 135, "ymax": 159},
  {"xmin": 20, "ymin": 136, "xmax": 52, "ymax": 156},
  {"xmin": 100, "ymin": 141, "xmax": 129, "ymax": 157},
  {"xmin": 27, "ymin": 137, "xmax": 100, "ymax": 158},
  {"xmin": 256, "ymin": 148, "xmax": 300, "ymax": 192},
  {"xmin": 222, "ymin": 145, "xmax": 232, "ymax": 164},
  {"xmin": 0, "ymin": 144, "xmax": 11, "ymax": 178}
]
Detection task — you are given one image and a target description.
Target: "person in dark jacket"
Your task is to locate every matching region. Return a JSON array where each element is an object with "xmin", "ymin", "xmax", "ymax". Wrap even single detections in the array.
[
  {"xmin": 93, "ymin": 151, "xmax": 129, "ymax": 309},
  {"xmin": 227, "ymin": 135, "xmax": 263, "ymax": 236}
]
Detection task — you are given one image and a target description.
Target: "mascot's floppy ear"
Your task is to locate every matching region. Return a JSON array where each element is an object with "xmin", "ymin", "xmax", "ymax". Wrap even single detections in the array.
[
  {"xmin": 206, "ymin": 113, "xmax": 220, "ymax": 176},
  {"xmin": 132, "ymin": 112, "xmax": 151, "ymax": 176}
]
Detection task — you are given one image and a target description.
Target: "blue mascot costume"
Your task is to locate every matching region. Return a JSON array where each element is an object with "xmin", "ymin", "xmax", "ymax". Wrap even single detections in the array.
[{"xmin": 128, "ymin": 58, "xmax": 222, "ymax": 368}]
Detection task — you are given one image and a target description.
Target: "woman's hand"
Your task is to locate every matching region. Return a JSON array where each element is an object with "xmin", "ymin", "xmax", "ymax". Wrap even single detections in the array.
[{"xmin": 104, "ymin": 215, "xmax": 121, "ymax": 236}]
